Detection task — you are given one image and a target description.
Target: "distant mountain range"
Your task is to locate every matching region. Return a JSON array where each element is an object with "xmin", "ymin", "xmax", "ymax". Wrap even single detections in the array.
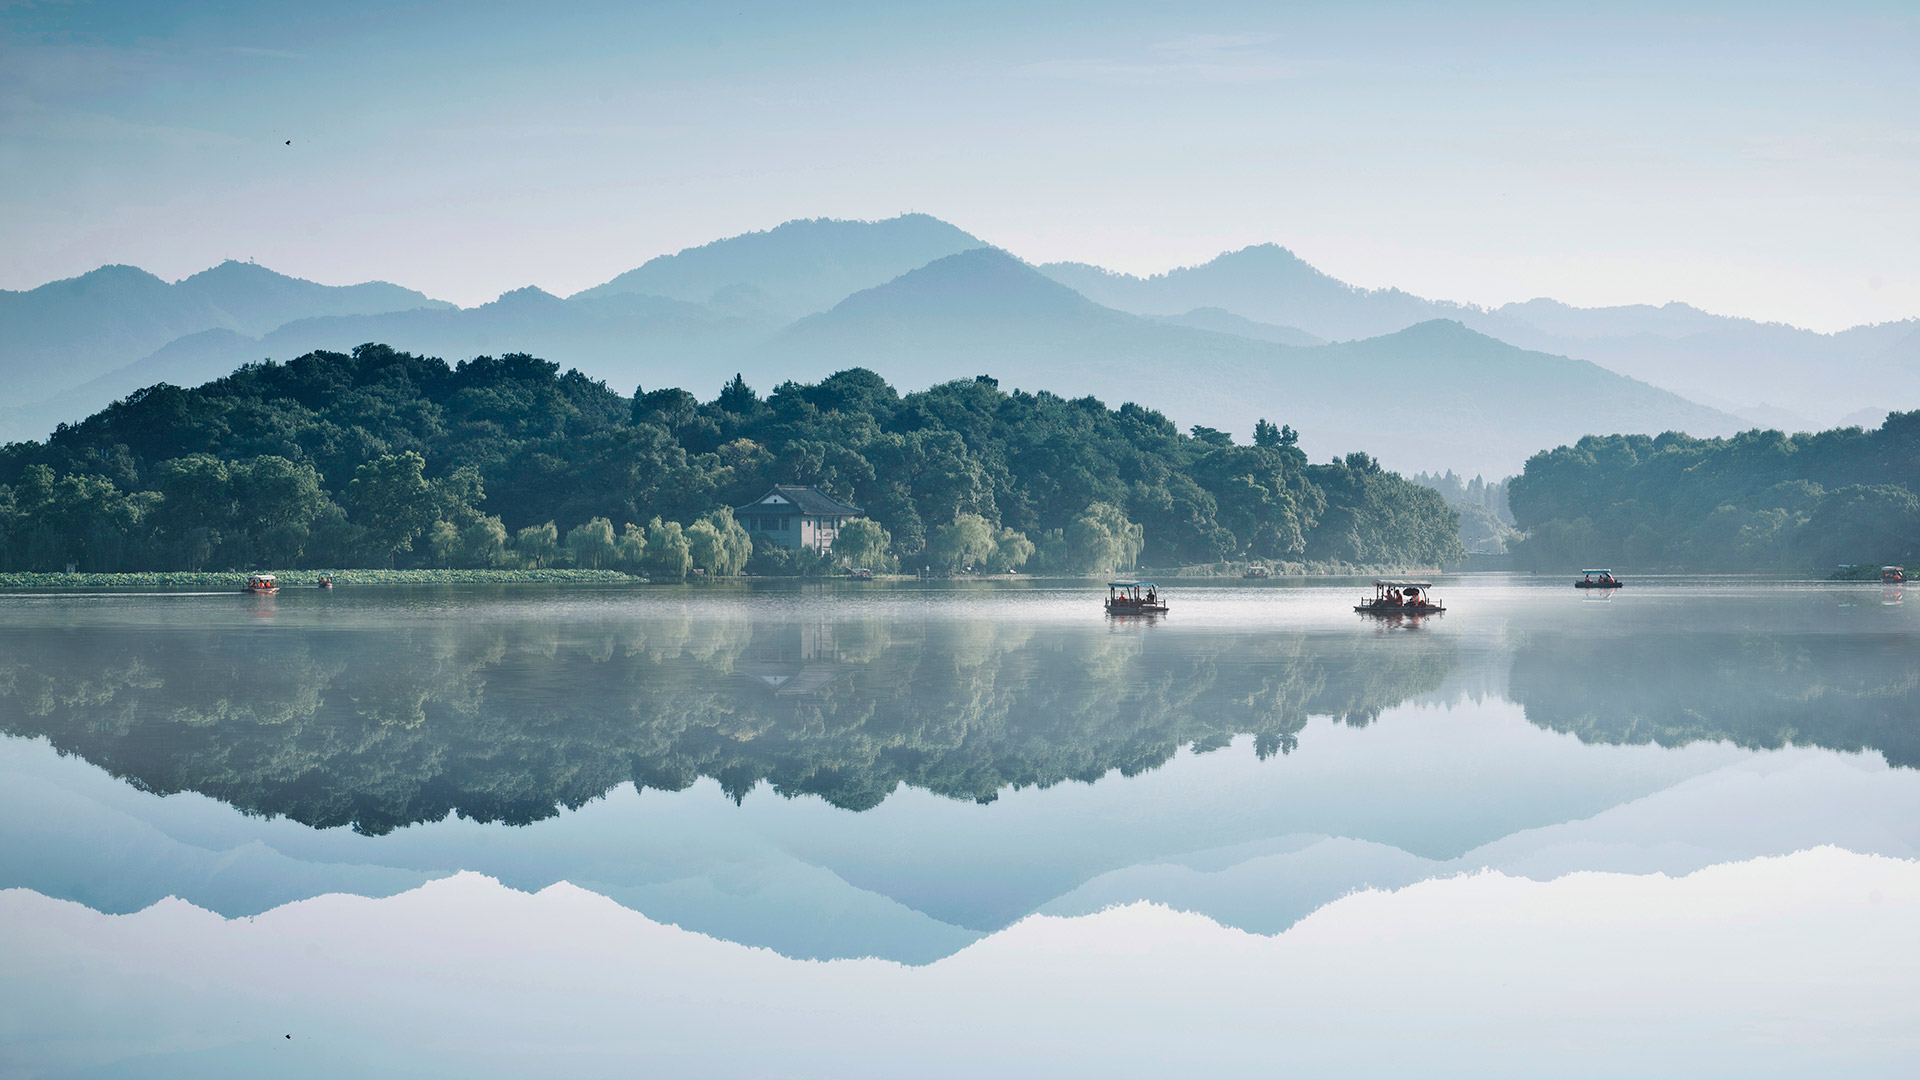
[
  {"xmin": 0, "ymin": 261, "xmax": 446, "ymax": 405},
  {"xmin": 2, "ymin": 213, "xmax": 1907, "ymax": 474},
  {"xmin": 572, "ymin": 212, "xmax": 982, "ymax": 319},
  {"xmin": 764, "ymin": 249, "xmax": 1738, "ymax": 477},
  {"xmin": 1040, "ymin": 245, "xmax": 1920, "ymax": 426}
]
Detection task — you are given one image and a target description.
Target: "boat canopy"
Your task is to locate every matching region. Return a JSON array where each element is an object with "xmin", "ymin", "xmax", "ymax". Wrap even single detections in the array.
[
  {"xmin": 1373, "ymin": 580, "xmax": 1432, "ymax": 588},
  {"xmin": 1108, "ymin": 580, "xmax": 1159, "ymax": 588},
  {"xmin": 1581, "ymin": 569, "xmax": 1615, "ymax": 574},
  {"xmin": 248, "ymin": 573, "xmax": 275, "ymax": 581},
  {"xmin": 1885, "ymin": 566, "xmax": 1904, "ymax": 572}
]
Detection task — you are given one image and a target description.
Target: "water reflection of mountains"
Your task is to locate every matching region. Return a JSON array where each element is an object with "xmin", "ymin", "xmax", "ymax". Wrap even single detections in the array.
[{"xmin": 3, "ymin": 615, "xmax": 1916, "ymax": 834}]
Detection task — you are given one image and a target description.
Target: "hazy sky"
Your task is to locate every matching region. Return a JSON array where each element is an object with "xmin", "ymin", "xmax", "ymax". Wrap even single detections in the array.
[{"xmin": 2, "ymin": 0, "xmax": 1915, "ymax": 331}]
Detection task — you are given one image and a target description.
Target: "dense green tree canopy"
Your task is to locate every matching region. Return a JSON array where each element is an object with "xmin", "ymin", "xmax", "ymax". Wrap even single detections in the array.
[
  {"xmin": 0, "ymin": 344, "xmax": 1460, "ymax": 572},
  {"xmin": 1509, "ymin": 415, "xmax": 1920, "ymax": 570}
]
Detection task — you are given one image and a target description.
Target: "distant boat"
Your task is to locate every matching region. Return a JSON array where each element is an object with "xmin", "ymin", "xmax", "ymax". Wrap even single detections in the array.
[
  {"xmin": 847, "ymin": 567, "xmax": 874, "ymax": 580},
  {"xmin": 317, "ymin": 574, "xmax": 334, "ymax": 589},
  {"xmin": 1242, "ymin": 565, "xmax": 1270, "ymax": 579},
  {"xmin": 1356, "ymin": 580, "xmax": 1443, "ymax": 616},
  {"xmin": 1106, "ymin": 580, "xmax": 1167, "ymax": 616},
  {"xmin": 244, "ymin": 573, "xmax": 278, "ymax": 595},
  {"xmin": 1576, "ymin": 569, "xmax": 1623, "ymax": 589},
  {"xmin": 1884, "ymin": 566, "xmax": 1906, "ymax": 584}
]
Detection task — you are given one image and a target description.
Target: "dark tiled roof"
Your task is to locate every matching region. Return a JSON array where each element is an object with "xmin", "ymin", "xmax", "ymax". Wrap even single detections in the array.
[{"xmin": 735, "ymin": 485, "xmax": 864, "ymax": 516}]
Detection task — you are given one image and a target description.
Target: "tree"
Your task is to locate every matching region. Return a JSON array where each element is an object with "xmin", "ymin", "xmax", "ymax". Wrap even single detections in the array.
[
  {"xmin": 984, "ymin": 526, "xmax": 1035, "ymax": 573},
  {"xmin": 1064, "ymin": 502, "xmax": 1144, "ymax": 573},
  {"xmin": 717, "ymin": 373, "xmax": 759, "ymax": 415},
  {"xmin": 926, "ymin": 512, "xmax": 998, "ymax": 573},
  {"xmin": 565, "ymin": 517, "xmax": 619, "ymax": 570},
  {"xmin": 646, "ymin": 517, "xmax": 692, "ymax": 581},
  {"xmin": 687, "ymin": 508, "xmax": 751, "ymax": 576},
  {"xmin": 462, "ymin": 514, "xmax": 511, "ymax": 568},
  {"xmin": 428, "ymin": 519, "xmax": 462, "ymax": 567},
  {"xmin": 832, "ymin": 517, "xmax": 893, "ymax": 570},
  {"xmin": 616, "ymin": 523, "xmax": 648, "ymax": 572},
  {"xmin": 348, "ymin": 452, "xmax": 434, "ymax": 566},
  {"xmin": 514, "ymin": 521, "xmax": 559, "ymax": 569}
]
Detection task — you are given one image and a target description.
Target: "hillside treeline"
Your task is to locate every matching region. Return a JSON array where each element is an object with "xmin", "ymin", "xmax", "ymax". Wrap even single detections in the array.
[
  {"xmin": 0, "ymin": 343, "xmax": 1460, "ymax": 574},
  {"xmin": 1509, "ymin": 417, "xmax": 1920, "ymax": 569},
  {"xmin": 1410, "ymin": 470, "xmax": 1517, "ymax": 554}
]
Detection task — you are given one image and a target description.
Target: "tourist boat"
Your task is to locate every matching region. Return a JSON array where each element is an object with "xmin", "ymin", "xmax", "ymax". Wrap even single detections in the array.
[
  {"xmin": 848, "ymin": 567, "xmax": 874, "ymax": 581},
  {"xmin": 317, "ymin": 574, "xmax": 334, "ymax": 589},
  {"xmin": 1576, "ymin": 569, "xmax": 1623, "ymax": 589},
  {"xmin": 244, "ymin": 573, "xmax": 278, "ymax": 595},
  {"xmin": 1883, "ymin": 566, "xmax": 1906, "ymax": 584},
  {"xmin": 1355, "ymin": 580, "xmax": 1443, "ymax": 616},
  {"xmin": 1243, "ymin": 565, "xmax": 1270, "ymax": 579},
  {"xmin": 1106, "ymin": 580, "xmax": 1167, "ymax": 616}
]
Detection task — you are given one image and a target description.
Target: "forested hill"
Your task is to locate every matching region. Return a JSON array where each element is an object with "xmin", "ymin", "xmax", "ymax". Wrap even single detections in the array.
[
  {"xmin": 1508, "ymin": 415, "xmax": 1920, "ymax": 570},
  {"xmin": 0, "ymin": 344, "xmax": 1461, "ymax": 574}
]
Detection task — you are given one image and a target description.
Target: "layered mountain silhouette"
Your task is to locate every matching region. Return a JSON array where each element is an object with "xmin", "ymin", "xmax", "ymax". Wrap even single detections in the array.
[
  {"xmin": 0, "ymin": 261, "xmax": 447, "ymax": 405},
  {"xmin": 763, "ymin": 249, "xmax": 1740, "ymax": 476},
  {"xmin": 9, "ymin": 213, "xmax": 1901, "ymax": 474},
  {"xmin": 572, "ymin": 213, "xmax": 982, "ymax": 319},
  {"xmin": 1041, "ymin": 246, "xmax": 1920, "ymax": 425},
  {"xmin": 1041, "ymin": 245, "xmax": 1452, "ymax": 342}
]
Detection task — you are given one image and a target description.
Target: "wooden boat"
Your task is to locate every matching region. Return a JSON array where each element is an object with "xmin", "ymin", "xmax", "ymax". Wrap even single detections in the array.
[
  {"xmin": 1242, "ymin": 565, "xmax": 1270, "ymax": 579},
  {"xmin": 1883, "ymin": 566, "xmax": 1906, "ymax": 584},
  {"xmin": 244, "ymin": 573, "xmax": 278, "ymax": 595},
  {"xmin": 1355, "ymin": 580, "xmax": 1443, "ymax": 616},
  {"xmin": 1575, "ymin": 569, "xmax": 1623, "ymax": 589},
  {"xmin": 1106, "ymin": 580, "xmax": 1167, "ymax": 616}
]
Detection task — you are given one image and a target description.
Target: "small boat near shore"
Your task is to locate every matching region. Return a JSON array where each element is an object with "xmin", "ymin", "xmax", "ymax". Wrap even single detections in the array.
[
  {"xmin": 1355, "ymin": 580, "xmax": 1443, "ymax": 616},
  {"xmin": 1106, "ymin": 580, "xmax": 1167, "ymax": 616},
  {"xmin": 318, "ymin": 574, "xmax": 334, "ymax": 589},
  {"xmin": 1884, "ymin": 566, "xmax": 1906, "ymax": 584},
  {"xmin": 244, "ymin": 573, "xmax": 278, "ymax": 595},
  {"xmin": 1242, "ymin": 565, "xmax": 1270, "ymax": 579},
  {"xmin": 1576, "ymin": 569, "xmax": 1623, "ymax": 589}
]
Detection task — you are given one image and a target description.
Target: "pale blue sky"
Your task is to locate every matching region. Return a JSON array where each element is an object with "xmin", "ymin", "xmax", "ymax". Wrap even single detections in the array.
[{"xmin": 2, "ymin": 0, "xmax": 1915, "ymax": 330}]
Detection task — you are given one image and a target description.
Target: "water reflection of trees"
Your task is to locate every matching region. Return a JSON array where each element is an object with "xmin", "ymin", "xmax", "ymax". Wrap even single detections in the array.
[
  {"xmin": 0, "ymin": 618, "xmax": 1456, "ymax": 834},
  {"xmin": 1509, "ymin": 631, "xmax": 1920, "ymax": 767}
]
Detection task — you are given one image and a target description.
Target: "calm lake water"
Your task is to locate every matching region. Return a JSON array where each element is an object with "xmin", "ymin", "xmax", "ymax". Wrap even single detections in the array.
[{"xmin": 4, "ymin": 576, "xmax": 1919, "ymax": 1077}]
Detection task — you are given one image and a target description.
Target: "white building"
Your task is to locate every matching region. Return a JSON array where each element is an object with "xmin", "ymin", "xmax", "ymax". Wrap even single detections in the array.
[{"xmin": 734, "ymin": 486, "xmax": 864, "ymax": 554}]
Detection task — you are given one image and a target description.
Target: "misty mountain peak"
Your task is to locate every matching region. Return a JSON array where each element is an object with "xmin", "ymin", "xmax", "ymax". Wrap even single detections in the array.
[
  {"xmin": 821, "ymin": 247, "xmax": 1104, "ymax": 321},
  {"xmin": 572, "ymin": 213, "xmax": 983, "ymax": 316},
  {"xmin": 486, "ymin": 286, "xmax": 566, "ymax": 310}
]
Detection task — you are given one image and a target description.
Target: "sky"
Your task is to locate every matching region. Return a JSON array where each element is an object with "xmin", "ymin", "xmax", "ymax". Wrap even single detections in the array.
[{"xmin": 1, "ymin": 0, "xmax": 1915, "ymax": 331}]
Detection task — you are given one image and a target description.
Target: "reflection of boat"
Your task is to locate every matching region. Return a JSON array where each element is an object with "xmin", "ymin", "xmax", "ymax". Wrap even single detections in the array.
[
  {"xmin": 1242, "ymin": 565, "xmax": 1270, "ymax": 579},
  {"xmin": 1884, "ymin": 566, "xmax": 1906, "ymax": 584},
  {"xmin": 244, "ymin": 573, "xmax": 278, "ymax": 595},
  {"xmin": 1884, "ymin": 587, "xmax": 1905, "ymax": 607},
  {"xmin": 1356, "ymin": 580, "xmax": 1443, "ymax": 616},
  {"xmin": 1106, "ymin": 580, "xmax": 1167, "ymax": 615},
  {"xmin": 317, "ymin": 574, "xmax": 333, "ymax": 589},
  {"xmin": 1576, "ymin": 569, "xmax": 1623, "ymax": 589}
]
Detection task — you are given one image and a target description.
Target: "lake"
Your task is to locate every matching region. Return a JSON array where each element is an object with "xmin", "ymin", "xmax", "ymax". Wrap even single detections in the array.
[{"xmin": 3, "ymin": 576, "xmax": 1918, "ymax": 1077}]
